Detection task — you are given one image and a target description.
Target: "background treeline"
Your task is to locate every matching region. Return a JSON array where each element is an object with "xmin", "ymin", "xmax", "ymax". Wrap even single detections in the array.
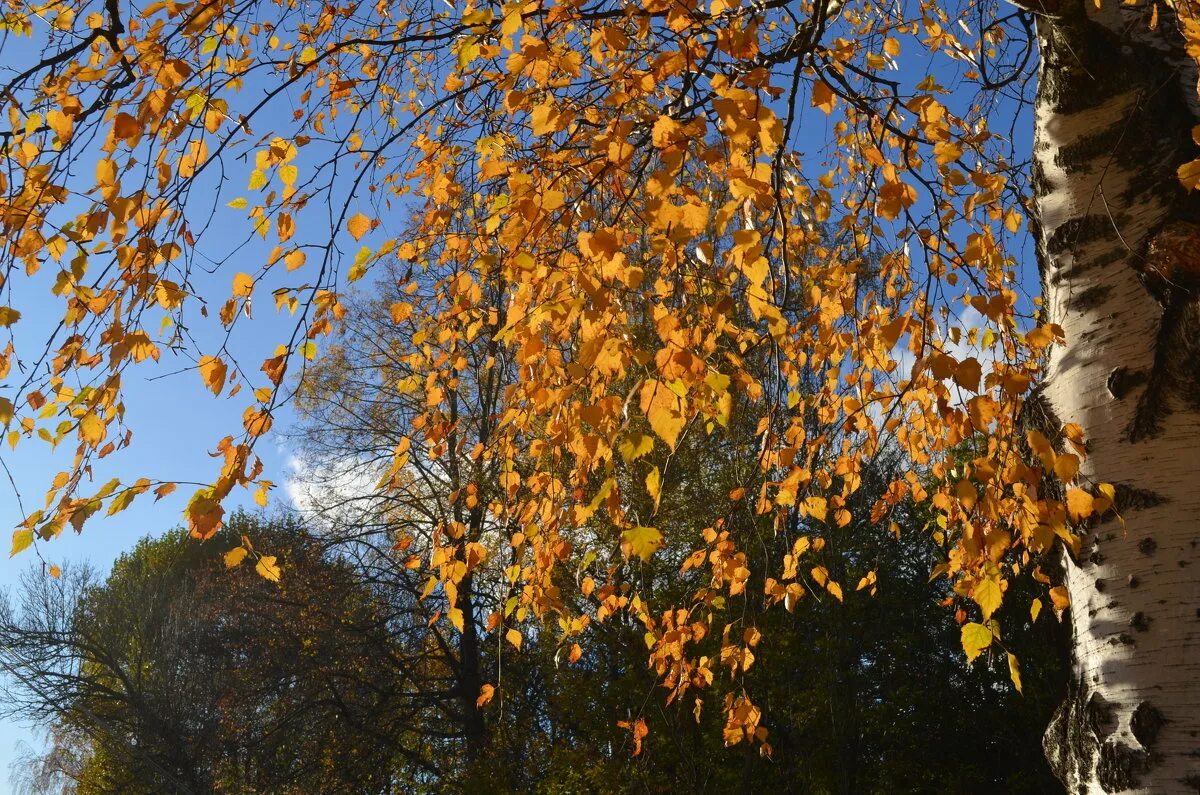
[
  {"xmin": 0, "ymin": 504, "xmax": 1069, "ymax": 794},
  {"xmin": 0, "ymin": 260, "xmax": 1069, "ymax": 793}
]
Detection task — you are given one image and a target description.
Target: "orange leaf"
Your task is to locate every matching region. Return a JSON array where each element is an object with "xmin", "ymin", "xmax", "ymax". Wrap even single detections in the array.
[
  {"xmin": 198, "ymin": 356, "xmax": 228, "ymax": 396},
  {"xmin": 1065, "ymin": 488, "xmax": 1093, "ymax": 522},
  {"xmin": 347, "ymin": 213, "xmax": 372, "ymax": 240},
  {"xmin": 232, "ymin": 272, "xmax": 254, "ymax": 298}
]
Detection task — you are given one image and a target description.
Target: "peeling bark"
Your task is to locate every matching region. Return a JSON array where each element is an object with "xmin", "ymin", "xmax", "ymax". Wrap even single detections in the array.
[{"xmin": 1030, "ymin": 0, "xmax": 1200, "ymax": 791}]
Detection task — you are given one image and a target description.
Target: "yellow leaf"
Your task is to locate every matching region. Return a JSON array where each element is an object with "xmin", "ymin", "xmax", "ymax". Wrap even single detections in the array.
[
  {"xmin": 227, "ymin": 197, "xmax": 248, "ymax": 209},
  {"xmin": 10, "ymin": 529, "xmax": 33, "ymax": 557},
  {"xmin": 933, "ymin": 140, "xmax": 963, "ymax": 166},
  {"xmin": 622, "ymin": 526, "xmax": 663, "ymax": 561},
  {"xmin": 961, "ymin": 621, "xmax": 992, "ymax": 663},
  {"xmin": 187, "ymin": 488, "xmax": 225, "ymax": 540},
  {"xmin": 49, "ymin": 565, "xmax": 61, "ymax": 578},
  {"xmin": 347, "ymin": 213, "xmax": 372, "ymax": 241},
  {"xmin": 1092, "ymin": 482, "xmax": 1116, "ymax": 516},
  {"xmin": 826, "ymin": 580, "xmax": 844, "ymax": 603},
  {"xmin": 448, "ymin": 607, "xmax": 465, "ymax": 632},
  {"xmin": 972, "ymin": 577, "xmax": 1003, "ymax": 621},
  {"xmin": 248, "ymin": 169, "xmax": 267, "ymax": 190},
  {"xmin": 1178, "ymin": 158, "xmax": 1200, "ymax": 191},
  {"xmin": 645, "ymin": 466, "xmax": 661, "ymax": 506},
  {"xmin": 95, "ymin": 158, "xmax": 116, "ymax": 187},
  {"xmin": 618, "ymin": 433, "xmax": 655, "ymax": 462},
  {"xmin": 1030, "ymin": 597, "xmax": 1042, "ymax": 623},
  {"xmin": 505, "ymin": 627, "xmax": 523, "ymax": 649},
  {"xmin": 802, "ymin": 496, "xmax": 828, "ymax": 523},
  {"xmin": 1008, "ymin": 653, "xmax": 1023, "ymax": 694},
  {"xmin": 0, "ymin": 307, "xmax": 21, "ymax": 327},
  {"xmin": 224, "ymin": 546, "xmax": 248, "ymax": 567},
  {"xmin": 255, "ymin": 554, "xmax": 282, "ymax": 582},
  {"xmin": 284, "ymin": 250, "xmax": 306, "ymax": 271},
  {"xmin": 457, "ymin": 36, "xmax": 480, "ymax": 69},
  {"xmin": 811, "ymin": 80, "xmax": 837, "ymax": 114},
  {"xmin": 198, "ymin": 356, "xmax": 227, "ymax": 396},
  {"xmin": 476, "ymin": 683, "xmax": 495, "ymax": 707},
  {"xmin": 1065, "ymin": 488, "xmax": 1093, "ymax": 521},
  {"xmin": 390, "ymin": 302, "xmax": 413, "ymax": 324},
  {"xmin": 232, "ymin": 272, "xmax": 254, "ymax": 297},
  {"xmin": 113, "ymin": 112, "xmax": 140, "ymax": 139},
  {"xmin": 530, "ymin": 101, "xmax": 559, "ymax": 136},
  {"xmin": 1054, "ymin": 453, "xmax": 1079, "ymax": 483},
  {"xmin": 1049, "ymin": 585, "xmax": 1071, "ymax": 616},
  {"xmin": 79, "ymin": 413, "xmax": 106, "ymax": 447},
  {"xmin": 243, "ymin": 406, "xmax": 273, "ymax": 437},
  {"xmin": 953, "ymin": 357, "xmax": 982, "ymax": 392},
  {"xmin": 639, "ymin": 380, "xmax": 686, "ymax": 449}
]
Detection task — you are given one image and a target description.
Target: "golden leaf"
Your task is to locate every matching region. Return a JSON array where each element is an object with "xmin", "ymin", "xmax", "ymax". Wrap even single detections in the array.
[
  {"xmin": 255, "ymin": 554, "xmax": 282, "ymax": 582},
  {"xmin": 232, "ymin": 272, "xmax": 254, "ymax": 298},
  {"xmin": 971, "ymin": 577, "xmax": 1003, "ymax": 621},
  {"xmin": 198, "ymin": 356, "xmax": 228, "ymax": 396},
  {"xmin": 961, "ymin": 622, "xmax": 992, "ymax": 663},
  {"xmin": 622, "ymin": 526, "xmax": 663, "ymax": 561},
  {"xmin": 79, "ymin": 413, "xmax": 106, "ymax": 447},
  {"xmin": 639, "ymin": 380, "xmax": 686, "ymax": 449},
  {"xmin": 1065, "ymin": 488, "xmax": 1093, "ymax": 522},
  {"xmin": 1008, "ymin": 653, "xmax": 1023, "ymax": 694},
  {"xmin": 347, "ymin": 213, "xmax": 372, "ymax": 241}
]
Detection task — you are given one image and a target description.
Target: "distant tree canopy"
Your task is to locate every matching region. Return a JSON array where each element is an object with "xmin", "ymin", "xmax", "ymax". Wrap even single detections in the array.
[
  {"xmin": 0, "ymin": 511, "xmax": 405, "ymax": 795},
  {"xmin": 4, "ymin": 501, "xmax": 1067, "ymax": 793}
]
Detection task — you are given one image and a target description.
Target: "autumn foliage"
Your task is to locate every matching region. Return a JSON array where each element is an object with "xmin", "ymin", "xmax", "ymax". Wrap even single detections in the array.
[{"xmin": 3, "ymin": 0, "xmax": 1198, "ymax": 758}]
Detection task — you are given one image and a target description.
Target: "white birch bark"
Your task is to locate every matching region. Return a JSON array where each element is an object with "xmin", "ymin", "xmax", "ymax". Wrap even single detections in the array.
[{"xmin": 1025, "ymin": 0, "xmax": 1200, "ymax": 791}]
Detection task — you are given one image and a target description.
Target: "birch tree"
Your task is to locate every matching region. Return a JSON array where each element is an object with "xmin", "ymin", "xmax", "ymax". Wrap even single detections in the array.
[{"xmin": 1021, "ymin": 2, "xmax": 1200, "ymax": 791}]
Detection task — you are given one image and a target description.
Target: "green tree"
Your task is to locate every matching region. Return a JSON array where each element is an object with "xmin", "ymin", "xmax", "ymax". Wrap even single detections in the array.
[{"xmin": 1, "ymin": 511, "xmax": 408, "ymax": 794}]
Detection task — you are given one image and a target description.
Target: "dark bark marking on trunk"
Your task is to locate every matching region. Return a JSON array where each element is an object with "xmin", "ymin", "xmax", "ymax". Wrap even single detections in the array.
[
  {"xmin": 1071, "ymin": 283, "xmax": 1112, "ymax": 313},
  {"xmin": 1131, "ymin": 702, "xmax": 1165, "ymax": 748},
  {"xmin": 1106, "ymin": 366, "xmax": 1146, "ymax": 400},
  {"xmin": 1112, "ymin": 485, "xmax": 1167, "ymax": 515},
  {"xmin": 1098, "ymin": 738, "xmax": 1151, "ymax": 792}
]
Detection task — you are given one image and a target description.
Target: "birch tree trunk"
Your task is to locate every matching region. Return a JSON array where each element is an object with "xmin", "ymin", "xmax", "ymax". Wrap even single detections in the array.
[{"xmin": 1025, "ymin": 0, "xmax": 1200, "ymax": 791}]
